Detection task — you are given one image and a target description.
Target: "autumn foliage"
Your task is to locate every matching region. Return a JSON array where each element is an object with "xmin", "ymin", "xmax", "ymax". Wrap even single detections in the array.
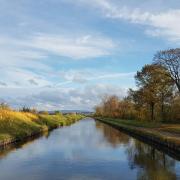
[{"xmin": 95, "ymin": 48, "xmax": 180, "ymax": 122}]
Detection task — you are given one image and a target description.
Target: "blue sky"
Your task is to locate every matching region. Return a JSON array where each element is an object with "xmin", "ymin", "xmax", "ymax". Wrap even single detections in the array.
[{"xmin": 0, "ymin": 0, "xmax": 180, "ymax": 110}]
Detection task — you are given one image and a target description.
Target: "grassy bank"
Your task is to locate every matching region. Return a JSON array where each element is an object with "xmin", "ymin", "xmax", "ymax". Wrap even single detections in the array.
[
  {"xmin": 0, "ymin": 109, "xmax": 85, "ymax": 146},
  {"xmin": 95, "ymin": 117, "xmax": 180, "ymax": 153}
]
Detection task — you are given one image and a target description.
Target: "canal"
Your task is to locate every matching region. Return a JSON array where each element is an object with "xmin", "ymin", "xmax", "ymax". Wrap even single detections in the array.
[{"xmin": 0, "ymin": 118, "xmax": 179, "ymax": 180}]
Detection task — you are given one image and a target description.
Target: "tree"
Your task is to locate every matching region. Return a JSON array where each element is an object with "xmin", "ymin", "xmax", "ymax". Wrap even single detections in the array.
[
  {"xmin": 95, "ymin": 95, "xmax": 136, "ymax": 119},
  {"xmin": 135, "ymin": 65, "xmax": 159, "ymax": 121},
  {"xmin": 135, "ymin": 64, "xmax": 173, "ymax": 121},
  {"xmin": 20, "ymin": 106, "xmax": 32, "ymax": 112},
  {"xmin": 118, "ymin": 98, "xmax": 136, "ymax": 120},
  {"xmin": 150, "ymin": 65, "xmax": 173, "ymax": 121},
  {"xmin": 55, "ymin": 111, "xmax": 62, "ymax": 115},
  {"xmin": 154, "ymin": 48, "xmax": 180, "ymax": 92},
  {"xmin": 170, "ymin": 94, "xmax": 180, "ymax": 121},
  {"xmin": 0, "ymin": 102, "xmax": 10, "ymax": 110},
  {"xmin": 128, "ymin": 88, "xmax": 148, "ymax": 120},
  {"xmin": 103, "ymin": 95, "xmax": 119, "ymax": 117}
]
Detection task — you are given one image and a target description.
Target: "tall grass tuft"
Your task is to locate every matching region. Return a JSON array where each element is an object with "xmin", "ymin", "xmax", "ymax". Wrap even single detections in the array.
[{"xmin": 0, "ymin": 108, "xmax": 85, "ymax": 145}]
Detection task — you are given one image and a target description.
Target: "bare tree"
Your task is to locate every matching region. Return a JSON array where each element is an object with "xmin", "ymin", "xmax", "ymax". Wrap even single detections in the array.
[{"xmin": 153, "ymin": 48, "xmax": 180, "ymax": 92}]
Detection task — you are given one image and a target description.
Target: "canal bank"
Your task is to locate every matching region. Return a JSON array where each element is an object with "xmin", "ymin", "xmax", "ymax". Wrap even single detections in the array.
[
  {"xmin": 95, "ymin": 117, "xmax": 180, "ymax": 155},
  {"xmin": 0, "ymin": 110, "xmax": 85, "ymax": 147}
]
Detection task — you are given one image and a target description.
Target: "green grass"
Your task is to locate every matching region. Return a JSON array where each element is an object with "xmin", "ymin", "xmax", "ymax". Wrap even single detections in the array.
[
  {"xmin": 0, "ymin": 109, "xmax": 85, "ymax": 144},
  {"xmin": 102, "ymin": 118, "xmax": 161, "ymax": 128},
  {"xmin": 95, "ymin": 117, "xmax": 180, "ymax": 147},
  {"xmin": 35, "ymin": 114, "xmax": 66, "ymax": 128},
  {"xmin": 95, "ymin": 117, "xmax": 180, "ymax": 134}
]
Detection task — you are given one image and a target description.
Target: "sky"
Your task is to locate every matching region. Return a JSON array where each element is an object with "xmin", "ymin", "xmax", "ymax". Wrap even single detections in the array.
[{"xmin": 0, "ymin": 0, "xmax": 180, "ymax": 111}]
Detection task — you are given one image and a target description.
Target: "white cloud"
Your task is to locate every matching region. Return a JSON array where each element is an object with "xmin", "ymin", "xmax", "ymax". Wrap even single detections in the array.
[
  {"xmin": 57, "ymin": 70, "xmax": 135, "ymax": 86},
  {"xmin": 0, "ymin": 64, "xmax": 133, "ymax": 110},
  {"xmin": 0, "ymin": 0, "xmax": 157, "ymax": 110},
  {"xmin": 0, "ymin": 81, "xmax": 7, "ymax": 86},
  {"xmin": 0, "ymin": 33, "xmax": 117, "ymax": 90},
  {"xmin": 0, "ymin": 67, "xmax": 51, "ymax": 88},
  {"xmin": 0, "ymin": 33, "xmax": 115, "ymax": 61},
  {"xmin": 27, "ymin": 33, "xmax": 116, "ymax": 59},
  {"xmin": 90, "ymin": 72, "xmax": 135, "ymax": 80},
  {"xmin": 73, "ymin": 0, "xmax": 180, "ymax": 43},
  {"xmin": 0, "ymin": 84, "xmax": 127, "ymax": 110},
  {"xmin": 28, "ymin": 79, "xmax": 39, "ymax": 86},
  {"xmin": 59, "ymin": 70, "xmax": 91, "ymax": 84}
]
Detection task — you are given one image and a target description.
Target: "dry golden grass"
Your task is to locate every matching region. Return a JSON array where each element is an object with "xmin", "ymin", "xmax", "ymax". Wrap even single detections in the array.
[{"xmin": 0, "ymin": 109, "xmax": 85, "ymax": 144}]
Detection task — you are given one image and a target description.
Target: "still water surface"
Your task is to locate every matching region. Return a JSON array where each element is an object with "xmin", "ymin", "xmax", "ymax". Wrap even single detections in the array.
[{"xmin": 0, "ymin": 118, "xmax": 179, "ymax": 180}]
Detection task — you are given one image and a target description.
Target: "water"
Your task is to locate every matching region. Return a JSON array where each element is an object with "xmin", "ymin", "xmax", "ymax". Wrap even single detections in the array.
[{"xmin": 0, "ymin": 118, "xmax": 179, "ymax": 180}]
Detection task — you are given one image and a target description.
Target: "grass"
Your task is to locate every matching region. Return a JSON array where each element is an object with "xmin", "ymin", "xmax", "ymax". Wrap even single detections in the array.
[
  {"xmin": 96, "ymin": 117, "xmax": 180, "ymax": 133},
  {"xmin": 103, "ymin": 118, "xmax": 161, "ymax": 128},
  {"xmin": 0, "ymin": 109, "xmax": 85, "ymax": 145},
  {"xmin": 95, "ymin": 116, "xmax": 180, "ymax": 151}
]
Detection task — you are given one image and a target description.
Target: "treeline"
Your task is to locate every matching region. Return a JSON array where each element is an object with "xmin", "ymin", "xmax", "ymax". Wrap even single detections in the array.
[{"xmin": 95, "ymin": 48, "xmax": 180, "ymax": 122}]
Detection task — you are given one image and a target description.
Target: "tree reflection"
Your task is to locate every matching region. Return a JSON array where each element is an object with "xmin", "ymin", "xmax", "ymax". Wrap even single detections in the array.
[
  {"xmin": 95, "ymin": 121, "xmax": 130, "ymax": 147},
  {"xmin": 96, "ymin": 121, "xmax": 178, "ymax": 179},
  {"xmin": 126, "ymin": 140, "xmax": 177, "ymax": 180}
]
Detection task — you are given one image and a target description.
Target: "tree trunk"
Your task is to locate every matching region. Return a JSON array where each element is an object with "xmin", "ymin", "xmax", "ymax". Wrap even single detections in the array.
[
  {"xmin": 176, "ymin": 80, "xmax": 180, "ymax": 93},
  {"xmin": 150, "ymin": 102, "xmax": 155, "ymax": 121},
  {"xmin": 161, "ymin": 93, "xmax": 165, "ymax": 121},
  {"xmin": 161, "ymin": 103, "xmax": 164, "ymax": 121},
  {"xmin": 163, "ymin": 153, "xmax": 166, "ymax": 167},
  {"xmin": 151, "ymin": 147, "xmax": 155, "ymax": 160}
]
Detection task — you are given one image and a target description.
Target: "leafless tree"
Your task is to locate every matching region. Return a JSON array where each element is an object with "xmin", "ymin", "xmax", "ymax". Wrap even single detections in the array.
[{"xmin": 153, "ymin": 48, "xmax": 180, "ymax": 92}]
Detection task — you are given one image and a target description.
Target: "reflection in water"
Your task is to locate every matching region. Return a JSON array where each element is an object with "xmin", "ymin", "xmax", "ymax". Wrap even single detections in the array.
[
  {"xmin": 96, "ymin": 121, "xmax": 130, "ymax": 147},
  {"xmin": 126, "ymin": 141, "xmax": 177, "ymax": 180},
  {"xmin": 0, "ymin": 118, "xmax": 179, "ymax": 180},
  {"xmin": 96, "ymin": 120, "xmax": 179, "ymax": 180},
  {"xmin": 0, "ymin": 131, "xmax": 50, "ymax": 159}
]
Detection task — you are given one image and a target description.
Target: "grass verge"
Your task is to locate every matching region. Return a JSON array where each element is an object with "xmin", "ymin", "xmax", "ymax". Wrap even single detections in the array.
[
  {"xmin": 0, "ymin": 109, "xmax": 85, "ymax": 146},
  {"xmin": 95, "ymin": 117, "xmax": 180, "ymax": 153}
]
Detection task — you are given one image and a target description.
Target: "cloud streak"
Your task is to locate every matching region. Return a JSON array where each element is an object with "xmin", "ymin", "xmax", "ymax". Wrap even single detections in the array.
[
  {"xmin": 74, "ymin": 0, "xmax": 180, "ymax": 43},
  {"xmin": 0, "ymin": 33, "xmax": 116, "ymax": 64},
  {"xmin": 57, "ymin": 70, "xmax": 135, "ymax": 86}
]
